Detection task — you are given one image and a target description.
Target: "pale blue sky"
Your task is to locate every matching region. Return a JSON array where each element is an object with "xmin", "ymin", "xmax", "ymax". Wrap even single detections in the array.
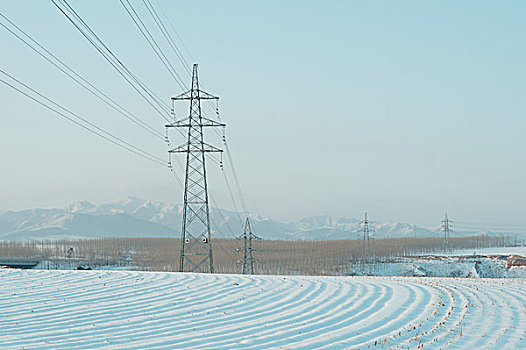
[{"xmin": 1, "ymin": 1, "xmax": 525, "ymax": 227}]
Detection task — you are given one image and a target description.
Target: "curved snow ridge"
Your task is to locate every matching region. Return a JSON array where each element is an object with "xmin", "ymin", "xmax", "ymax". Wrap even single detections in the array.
[{"xmin": 0, "ymin": 270, "xmax": 525, "ymax": 349}]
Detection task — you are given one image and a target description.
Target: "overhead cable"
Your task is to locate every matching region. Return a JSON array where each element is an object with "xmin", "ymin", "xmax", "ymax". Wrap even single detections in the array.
[
  {"xmin": 118, "ymin": 0, "xmax": 187, "ymax": 90},
  {"xmin": 0, "ymin": 69, "xmax": 166, "ymax": 167},
  {"xmin": 0, "ymin": 13, "xmax": 165, "ymax": 141},
  {"xmin": 51, "ymin": 0, "xmax": 172, "ymax": 122}
]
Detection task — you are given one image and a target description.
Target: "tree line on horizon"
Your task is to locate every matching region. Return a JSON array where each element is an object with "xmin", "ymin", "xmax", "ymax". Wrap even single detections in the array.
[{"xmin": 0, "ymin": 235, "xmax": 520, "ymax": 275}]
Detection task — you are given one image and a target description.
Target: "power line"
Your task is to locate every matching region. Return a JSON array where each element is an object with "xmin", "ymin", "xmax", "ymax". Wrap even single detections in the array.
[
  {"xmin": 164, "ymin": 131, "xmax": 184, "ymax": 188},
  {"xmin": 118, "ymin": 0, "xmax": 187, "ymax": 90},
  {"xmin": 57, "ymin": 0, "xmax": 170, "ymax": 113},
  {"xmin": 51, "ymin": 0, "xmax": 172, "ymax": 122},
  {"xmin": 0, "ymin": 12, "xmax": 164, "ymax": 141},
  {"xmin": 223, "ymin": 140, "xmax": 250, "ymax": 216},
  {"xmin": 455, "ymin": 220, "xmax": 526, "ymax": 228},
  {"xmin": 122, "ymin": 0, "xmax": 216, "ymax": 131},
  {"xmin": 221, "ymin": 167, "xmax": 245, "ymax": 225},
  {"xmin": 167, "ymin": 98, "xmax": 196, "ymax": 141},
  {"xmin": 0, "ymin": 69, "xmax": 166, "ymax": 167},
  {"xmin": 209, "ymin": 194, "xmax": 238, "ymax": 239},
  {"xmin": 141, "ymin": 0, "xmax": 192, "ymax": 76},
  {"xmin": 140, "ymin": 1, "xmax": 253, "ymax": 228},
  {"xmin": 207, "ymin": 101, "xmax": 251, "ymax": 224},
  {"xmin": 118, "ymin": 0, "xmax": 200, "ymax": 144},
  {"xmin": 455, "ymin": 226, "xmax": 526, "ymax": 232},
  {"xmin": 138, "ymin": 2, "xmax": 227, "ymax": 155},
  {"xmin": 133, "ymin": 1, "xmax": 255, "ymax": 244},
  {"xmin": 168, "ymin": 129, "xmax": 240, "ymax": 240},
  {"xmin": 55, "ymin": 0, "xmax": 168, "ymax": 110},
  {"xmin": 152, "ymin": 0, "xmax": 195, "ymax": 65}
]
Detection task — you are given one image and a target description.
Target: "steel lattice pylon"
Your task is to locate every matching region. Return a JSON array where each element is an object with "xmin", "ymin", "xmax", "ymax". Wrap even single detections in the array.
[
  {"xmin": 238, "ymin": 217, "xmax": 261, "ymax": 274},
  {"xmin": 360, "ymin": 212, "xmax": 374, "ymax": 275},
  {"xmin": 442, "ymin": 213, "xmax": 452, "ymax": 253},
  {"xmin": 166, "ymin": 64, "xmax": 224, "ymax": 273}
]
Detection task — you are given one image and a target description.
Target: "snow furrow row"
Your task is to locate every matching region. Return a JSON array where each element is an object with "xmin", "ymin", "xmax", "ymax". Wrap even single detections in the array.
[{"xmin": 0, "ymin": 270, "xmax": 524, "ymax": 349}]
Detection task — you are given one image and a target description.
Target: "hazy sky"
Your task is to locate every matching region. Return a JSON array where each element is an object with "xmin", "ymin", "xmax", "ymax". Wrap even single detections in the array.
[{"xmin": 1, "ymin": 1, "xmax": 525, "ymax": 227}]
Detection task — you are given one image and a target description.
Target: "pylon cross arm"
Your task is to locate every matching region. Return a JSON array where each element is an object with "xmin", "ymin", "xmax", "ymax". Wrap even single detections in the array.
[
  {"xmin": 172, "ymin": 89, "xmax": 219, "ymax": 100},
  {"xmin": 169, "ymin": 142, "xmax": 223, "ymax": 153},
  {"xmin": 165, "ymin": 117, "xmax": 225, "ymax": 128}
]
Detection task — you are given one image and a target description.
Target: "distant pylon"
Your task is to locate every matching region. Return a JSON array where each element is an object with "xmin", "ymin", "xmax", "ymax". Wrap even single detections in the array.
[
  {"xmin": 441, "ymin": 213, "xmax": 452, "ymax": 253},
  {"xmin": 166, "ymin": 64, "xmax": 225, "ymax": 273},
  {"xmin": 360, "ymin": 212, "xmax": 374, "ymax": 274},
  {"xmin": 362, "ymin": 212, "xmax": 371, "ymax": 259},
  {"xmin": 238, "ymin": 217, "xmax": 261, "ymax": 274}
]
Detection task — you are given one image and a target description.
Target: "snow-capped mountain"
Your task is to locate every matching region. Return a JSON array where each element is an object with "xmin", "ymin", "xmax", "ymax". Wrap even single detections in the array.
[{"xmin": 0, "ymin": 197, "xmax": 439, "ymax": 241}]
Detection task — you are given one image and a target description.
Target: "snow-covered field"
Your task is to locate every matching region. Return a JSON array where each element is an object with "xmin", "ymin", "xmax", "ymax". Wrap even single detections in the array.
[
  {"xmin": 347, "ymin": 256, "xmax": 526, "ymax": 278},
  {"xmin": 435, "ymin": 246, "xmax": 526, "ymax": 257},
  {"xmin": 1, "ymin": 270, "xmax": 525, "ymax": 349}
]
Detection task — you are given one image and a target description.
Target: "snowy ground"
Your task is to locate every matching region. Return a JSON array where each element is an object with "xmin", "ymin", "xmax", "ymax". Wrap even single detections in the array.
[
  {"xmin": 347, "ymin": 256, "xmax": 526, "ymax": 278},
  {"xmin": 433, "ymin": 246, "xmax": 526, "ymax": 257},
  {"xmin": 1, "ymin": 270, "xmax": 525, "ymax": 349},
  {"xmin": 345, "ymin": 246, "xmax": 526, "ymax": 278}
]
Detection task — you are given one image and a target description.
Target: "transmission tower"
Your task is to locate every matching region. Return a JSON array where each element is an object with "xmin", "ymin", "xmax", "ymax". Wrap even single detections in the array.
[
  {"xmin": 360, "ymin": 212, "xmax": 374, "ymax": 274},
  {"xmin": 166, "ymin": 64, "xmax": 225, "ymax": 273},
  {"xmin": 441, "ymin": 213, "xmax": 452, "ymax": 253},
  {"xmin": 362, "ymin": 212, "xmax": 372, "ymax": 256},
  {"xmin": 238, "ymin": 217, "xmax": 261, "ymax": 274}
]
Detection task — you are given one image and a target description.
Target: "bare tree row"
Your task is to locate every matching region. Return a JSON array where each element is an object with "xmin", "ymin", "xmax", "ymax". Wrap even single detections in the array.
[{"xmin": 0, "ymin": 235, "xmax": 519, "ymax": 275}]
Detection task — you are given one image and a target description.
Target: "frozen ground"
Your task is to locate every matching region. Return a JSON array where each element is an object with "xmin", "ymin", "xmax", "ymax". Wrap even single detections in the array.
[
  {"xmin": 347, "ymin": 256, "xmax": 526, "ymax": 278},
  {"xmin": 345, "ymin": 246, "xmax": 526, "ymax": 278},
  {"xmin": 433, "ymin": 246, "xmax": 526, "ymax": 257},
  {"xmin": 1, "ymin": 270, "xmax": 525, "ymax": 349}
]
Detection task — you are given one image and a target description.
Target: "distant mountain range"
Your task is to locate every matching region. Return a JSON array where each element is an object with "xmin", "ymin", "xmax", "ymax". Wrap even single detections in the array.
[{"xmin": 0, "ymin": 197, "xmax": 473, "ymax": 241}]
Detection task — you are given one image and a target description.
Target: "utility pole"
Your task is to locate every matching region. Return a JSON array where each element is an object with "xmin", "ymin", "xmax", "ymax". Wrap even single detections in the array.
[
  {"xmin": 166, "ymin": 64, "xmax": 225, "ymax": 273},
  {"xmin": 441, "ymin": 213, "xmax": 452, "ymax": 253},
  {"xmin": 238, "ymin": 217, "xmax": 261, "ymax": 274},
  {"xmin": 413, "ymin": 224, "xmax": 417, "ymax": 239}
]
